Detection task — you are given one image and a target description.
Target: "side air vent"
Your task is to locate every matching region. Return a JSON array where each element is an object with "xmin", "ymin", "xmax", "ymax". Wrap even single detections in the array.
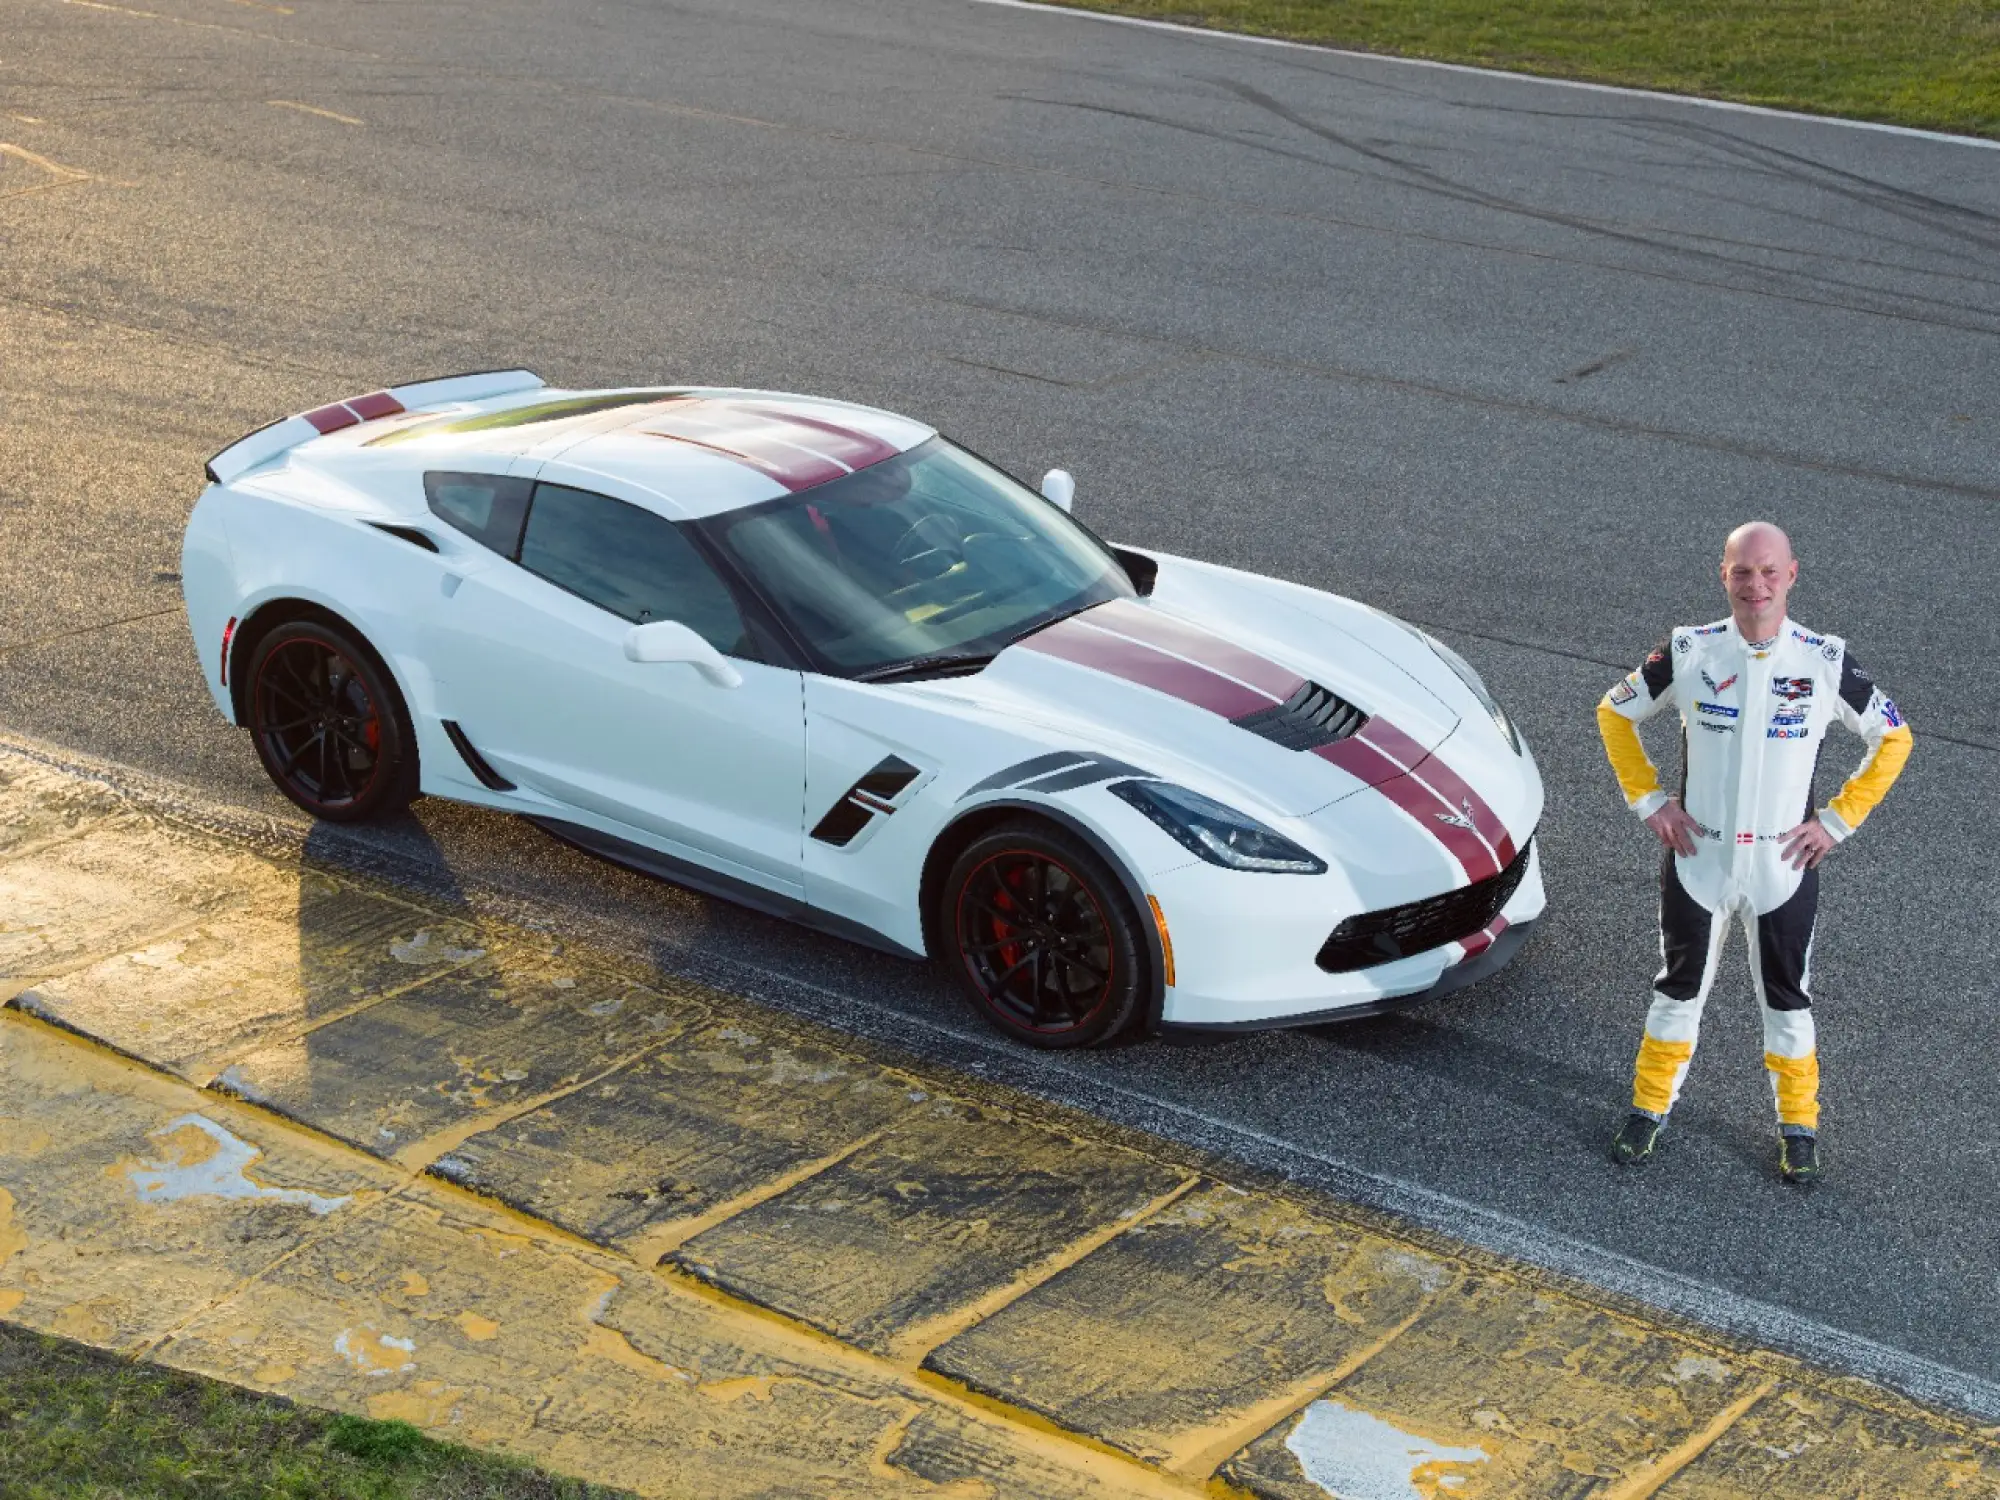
[
  {"xmin": 369, "ymin": 522, "xmax": 441, "ymax": 553},
  {"xmin": 441, "ymin": 719, "xmax": 516, "ymax": 791},
  {"xmin": 811, "ymin": 756, "xmax": 922, "ymax": 847},
  {"xmin": 1232, "ymin": 680, "xmax": 1368, "ymax": 752}
]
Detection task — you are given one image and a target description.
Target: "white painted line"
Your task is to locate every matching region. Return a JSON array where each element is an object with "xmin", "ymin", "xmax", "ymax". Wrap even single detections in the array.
[
  {"xmin": 967, "ymin": 0, "xmax": 2000, "ymax": 153},
  {"xmin": 268, "ymin": 100, "xmax": 364, "ymax": 127}
]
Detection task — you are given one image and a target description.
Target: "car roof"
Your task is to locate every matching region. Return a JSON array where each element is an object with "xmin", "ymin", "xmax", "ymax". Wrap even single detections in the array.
[{"xmin": 287, "ymin": 386, "xmax": 936, "ymax": 521}]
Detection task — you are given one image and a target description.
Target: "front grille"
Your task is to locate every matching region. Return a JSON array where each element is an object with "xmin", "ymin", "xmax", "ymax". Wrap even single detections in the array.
[
  {"xmin": 1233, "ymin": 679, "xmax": 1368, "ymax": 752},
  {"xmin": 1316, "ymin": 840, "xmax": 1531, "ymax": 973}
]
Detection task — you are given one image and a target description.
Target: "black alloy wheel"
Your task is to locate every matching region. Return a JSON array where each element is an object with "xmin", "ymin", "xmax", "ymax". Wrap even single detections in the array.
[
  {"xmin": 942, "ymin": 821, "xmax": 1145, "ymax": 1048},
  {"xmin": 246, "ymin": 620, "xmax": 418, "ymax": 823}
]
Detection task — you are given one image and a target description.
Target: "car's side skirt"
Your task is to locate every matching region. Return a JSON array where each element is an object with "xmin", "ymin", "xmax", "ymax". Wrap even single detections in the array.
[{"xmin": 526, "ymin": 816, "xmax": 926, "ymax": 962}]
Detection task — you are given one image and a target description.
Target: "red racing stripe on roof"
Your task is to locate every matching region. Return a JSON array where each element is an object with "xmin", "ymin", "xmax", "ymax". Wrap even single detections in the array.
[
  {"xmin": 737, "ymin": 403, "xmax": 899, "ymax": 470},
  {"xmin": 1088, "ymin": 598, "xmax": 1306, "ymax": 702},
  {"xmin": 638, "ymin": 397, "xmax": 897, "ymax": 493},
  {"xmin": 1017, "ymin": 614, "xmax": 1274, "ymax": 719}
]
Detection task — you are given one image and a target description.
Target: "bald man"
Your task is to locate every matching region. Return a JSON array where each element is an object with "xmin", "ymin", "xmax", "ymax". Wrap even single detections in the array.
[{"xmin": 1596, "ymin": 523, "xmax": 1913, "ymax": 1183}]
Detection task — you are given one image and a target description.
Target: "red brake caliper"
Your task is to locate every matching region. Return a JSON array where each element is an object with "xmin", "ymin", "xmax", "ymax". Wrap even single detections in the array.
[{"xmin": 989, "ymin": 867, "xmax": 1024, "ymax": 977}]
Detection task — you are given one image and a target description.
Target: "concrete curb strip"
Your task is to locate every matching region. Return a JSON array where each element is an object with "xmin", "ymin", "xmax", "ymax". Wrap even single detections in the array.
[{"xmin": 2, "ymin": 740, "xmax": 1997, "ymax": 1497}]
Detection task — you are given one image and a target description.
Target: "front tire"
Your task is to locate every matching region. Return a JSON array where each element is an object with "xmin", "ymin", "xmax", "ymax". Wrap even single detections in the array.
[
  {"xmin": 940, "ymin": 820, "xmax": 1146, "ymax": 1049},
  {"xmin": 245, "ymin": 620, "xmax": 418, "ymax": 823}
]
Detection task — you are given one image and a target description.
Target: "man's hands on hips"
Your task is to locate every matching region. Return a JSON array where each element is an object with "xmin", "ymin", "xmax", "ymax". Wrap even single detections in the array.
[
  {"xmin": 1779, "ymin": 815, "xmax": 1837, "ymax": 870},
  {"xmin": 1645, "ymin": 799, "xmax": 1703, "ymax": 857}
]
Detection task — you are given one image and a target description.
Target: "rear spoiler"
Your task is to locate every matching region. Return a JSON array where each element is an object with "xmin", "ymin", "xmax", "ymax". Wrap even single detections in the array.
[{"xmin": 203, "ymin": 368, "xmax": 545, "ymax": 484}]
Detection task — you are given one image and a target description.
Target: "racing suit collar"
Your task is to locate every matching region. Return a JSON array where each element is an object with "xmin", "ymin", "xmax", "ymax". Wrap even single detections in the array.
[{"xmin": 1733, "ymin": 615, "xmax": 1792, "ymax": 657}]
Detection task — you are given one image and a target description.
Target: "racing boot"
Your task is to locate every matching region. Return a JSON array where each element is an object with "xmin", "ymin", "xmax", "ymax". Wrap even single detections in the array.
[
  {"xmin": 1610, "ymin": 1112, "xmax": 1662, "ymax": 1166},
  {"xmin": 1778, "ymin": 1131, "xmax": 1823, "ymax": 1185}
]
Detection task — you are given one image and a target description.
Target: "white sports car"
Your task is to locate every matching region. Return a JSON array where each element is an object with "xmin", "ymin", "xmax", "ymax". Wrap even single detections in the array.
[{"xmin": 182, "ymin": 371, "xmax": 1545, "ymax": 1047}]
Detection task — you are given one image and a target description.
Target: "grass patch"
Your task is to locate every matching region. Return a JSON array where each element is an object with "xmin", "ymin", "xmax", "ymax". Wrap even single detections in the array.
[
  {"xmin": 1029, "ymin": 0, "xmax": 2000, "ymax": 138},
  {"xmin": 0, "ymin": 1321, "xmax": 631, "ymax": 1500}
]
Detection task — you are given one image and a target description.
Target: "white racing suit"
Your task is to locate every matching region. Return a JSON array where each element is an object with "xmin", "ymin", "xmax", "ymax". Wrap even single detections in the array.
[{"xmin": 1596, "ymin": 617, "xmax": 1913, "ymax": 1135}]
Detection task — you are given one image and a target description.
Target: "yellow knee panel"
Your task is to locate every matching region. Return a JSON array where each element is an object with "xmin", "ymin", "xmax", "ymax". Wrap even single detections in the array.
[
  {"xmin": 1632, "ymin": 1037, "xmax": 1694, "ymax": 1116},
  {"xmin": 1765, "ymin": 1051, "xmax": 1820, "ymax": 1131}
]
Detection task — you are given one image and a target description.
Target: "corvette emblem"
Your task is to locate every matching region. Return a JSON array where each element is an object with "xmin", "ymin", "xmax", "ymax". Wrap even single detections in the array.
[
  {"xmin": 1701, "ymin": 670, "xmax": 1737, "ymax": 694},
  {"xmin": 1435, "ymin": 799, "xmax": 1476, "ymax": 831}
]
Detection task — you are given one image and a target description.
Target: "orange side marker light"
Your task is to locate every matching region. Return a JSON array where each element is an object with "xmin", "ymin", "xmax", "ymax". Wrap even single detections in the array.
[{"xmin": 1146, "ymin": 894, "xmax": 1176, "ymax": 988}]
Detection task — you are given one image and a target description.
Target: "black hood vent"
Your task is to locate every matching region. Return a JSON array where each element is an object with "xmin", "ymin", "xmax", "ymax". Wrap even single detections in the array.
[{"xmin": 1232, "ymin": 680, "xmax": 1368, "ymax": 752}]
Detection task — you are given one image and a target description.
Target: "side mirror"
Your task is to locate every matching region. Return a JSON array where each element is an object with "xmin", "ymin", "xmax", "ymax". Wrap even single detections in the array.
[
  {"xmin": 1040, "ymin": 469, "xmax": 1075, "ymax": 513},
  {"xmin": 622, "ymin": 619, "xmax": 743, "ymax": 688}
]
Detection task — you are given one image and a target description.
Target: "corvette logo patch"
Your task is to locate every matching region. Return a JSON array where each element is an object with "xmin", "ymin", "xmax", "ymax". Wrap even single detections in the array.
[
  {"xmin": 1772, "ymin": 677, "xmax": 1814, "ymax": 701},
  {"xmin": 1434, "ymin": 799, "xmax": 1476, "ymax": 831},
  {"xmin": 1701, "ymin": 671, "xmax": 1737, "ymax": 694}
]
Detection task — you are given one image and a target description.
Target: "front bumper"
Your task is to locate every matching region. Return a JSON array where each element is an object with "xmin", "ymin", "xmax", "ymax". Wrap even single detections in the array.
[
  {"xmin": 1164, "ymin": 917, "xmax": 1536, "ymax": 1033},
  {"xmin": 1151, "ymin": 838, "xmax": 1546, "ymax": 1029}
]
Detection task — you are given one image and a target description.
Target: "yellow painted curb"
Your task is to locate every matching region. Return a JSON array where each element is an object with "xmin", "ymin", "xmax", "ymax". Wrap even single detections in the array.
[{"xmin": 3, "ymin": 749, "xmax": 1996, "ymax": 1499}]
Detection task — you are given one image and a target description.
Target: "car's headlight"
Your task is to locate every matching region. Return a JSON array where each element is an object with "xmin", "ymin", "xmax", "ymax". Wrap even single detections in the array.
[{"xmin": 1108, "ymin": 780, "xmax": 1326, "ymax": 874}]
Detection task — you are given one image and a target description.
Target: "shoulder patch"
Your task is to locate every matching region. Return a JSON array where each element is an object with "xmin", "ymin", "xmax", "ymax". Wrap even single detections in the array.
[
  {"xmin": 1838, "ymin": 650, "xmax": 1876, "ymax": 715},
  {"xmin": 1640, "ymin": 637, "xmax": 1675, "ymax": 697},
  {"xmin": 1609, "ymin": 678, "xmax": 1638, "ymax": 706}
]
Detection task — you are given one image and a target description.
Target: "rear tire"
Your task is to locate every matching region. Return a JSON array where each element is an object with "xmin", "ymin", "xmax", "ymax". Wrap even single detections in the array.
[
  {"xmin": 245, "ymin": 619, "xmax": 418, "ymax": 823},
  {"xmin": 940, "ymin": 820, "xmax": 1145, "ymax": 1049}
]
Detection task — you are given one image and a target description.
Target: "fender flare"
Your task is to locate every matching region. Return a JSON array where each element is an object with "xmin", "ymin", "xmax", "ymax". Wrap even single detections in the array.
[{"xmin": 925, "ymin": 796, "xmax": 1168, "ymax": 1037}]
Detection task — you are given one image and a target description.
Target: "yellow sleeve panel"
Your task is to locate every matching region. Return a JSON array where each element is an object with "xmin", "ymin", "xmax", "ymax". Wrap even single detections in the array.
[
  {"xmin": 1828, "ymin": 722, "xmax": 1913, "ymax": 832},
  {"xmin": 1597, "ymin": 699, "xmax": 1661, "ymax": 809}
]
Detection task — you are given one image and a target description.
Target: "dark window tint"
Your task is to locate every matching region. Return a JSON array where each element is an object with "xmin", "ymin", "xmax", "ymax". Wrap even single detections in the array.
[
  {"xmin": 519, "ymin": 483, "xmax": 752, "ymax": 655},
  {"xmin": 424, "ymin": 472, "xmax": 532, "ymax": 556}
]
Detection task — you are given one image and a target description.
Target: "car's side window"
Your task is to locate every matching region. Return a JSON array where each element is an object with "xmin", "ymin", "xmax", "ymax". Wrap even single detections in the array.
[
  {"xmin": 518, "ymin": 483, "xmax": 755, "ymax": 657},
  {"xmin": 423, "ymin": 472, "xmax": 532, "ymax": 557}
]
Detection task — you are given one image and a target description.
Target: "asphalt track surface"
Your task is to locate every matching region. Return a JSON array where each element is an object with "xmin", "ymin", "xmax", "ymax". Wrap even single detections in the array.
[{"xmin": 2, "ymin": 0, "xmax": 1997, "ymax": 1402}]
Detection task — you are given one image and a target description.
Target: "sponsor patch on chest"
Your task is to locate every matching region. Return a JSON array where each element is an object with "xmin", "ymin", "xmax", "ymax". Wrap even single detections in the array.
[
  {"xmin": 1767, "ymin": 725, "xmax": 1812, "ymax": 740},
  {"xmin": 1772, "ymin": 676, "xmax": 1814, "ymax": 702}
]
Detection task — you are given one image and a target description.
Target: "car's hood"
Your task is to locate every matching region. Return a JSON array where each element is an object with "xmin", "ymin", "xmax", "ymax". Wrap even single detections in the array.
[{"xmin": 904, "ymin": 561, "xmax": 1463, "ymax": 818}]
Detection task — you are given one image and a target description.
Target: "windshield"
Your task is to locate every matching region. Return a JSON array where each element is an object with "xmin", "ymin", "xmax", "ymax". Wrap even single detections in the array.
[{"xmin": 700, "ymin": 437, "xmax": 1133, "ymax": 676}]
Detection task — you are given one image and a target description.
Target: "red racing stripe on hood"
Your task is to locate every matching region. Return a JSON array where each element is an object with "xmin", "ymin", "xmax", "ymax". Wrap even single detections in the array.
[
  {"xmin": 1015, "ymin": 605, "xmax": 1508, "ymax": 885},
  {"xmin": 1361, "ymin": 719, "xmax": 1517, "ymax": 869},
  {"xmin": 1018, "ymin": 614, "xmax": 1274, "ymax": 718},
  {"xmin": 1086, "ymin": 598, "xmax": 1307, "ymax": 702},
  {"xmin": 1317, "ymin": 730, "xmax": 1501, "ymax": 883}
]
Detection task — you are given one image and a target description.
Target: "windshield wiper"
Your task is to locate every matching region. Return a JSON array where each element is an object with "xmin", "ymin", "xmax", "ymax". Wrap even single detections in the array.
[{"xmin": 854, "ymin": 652, "xmax": 998, "ymax": 684}]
